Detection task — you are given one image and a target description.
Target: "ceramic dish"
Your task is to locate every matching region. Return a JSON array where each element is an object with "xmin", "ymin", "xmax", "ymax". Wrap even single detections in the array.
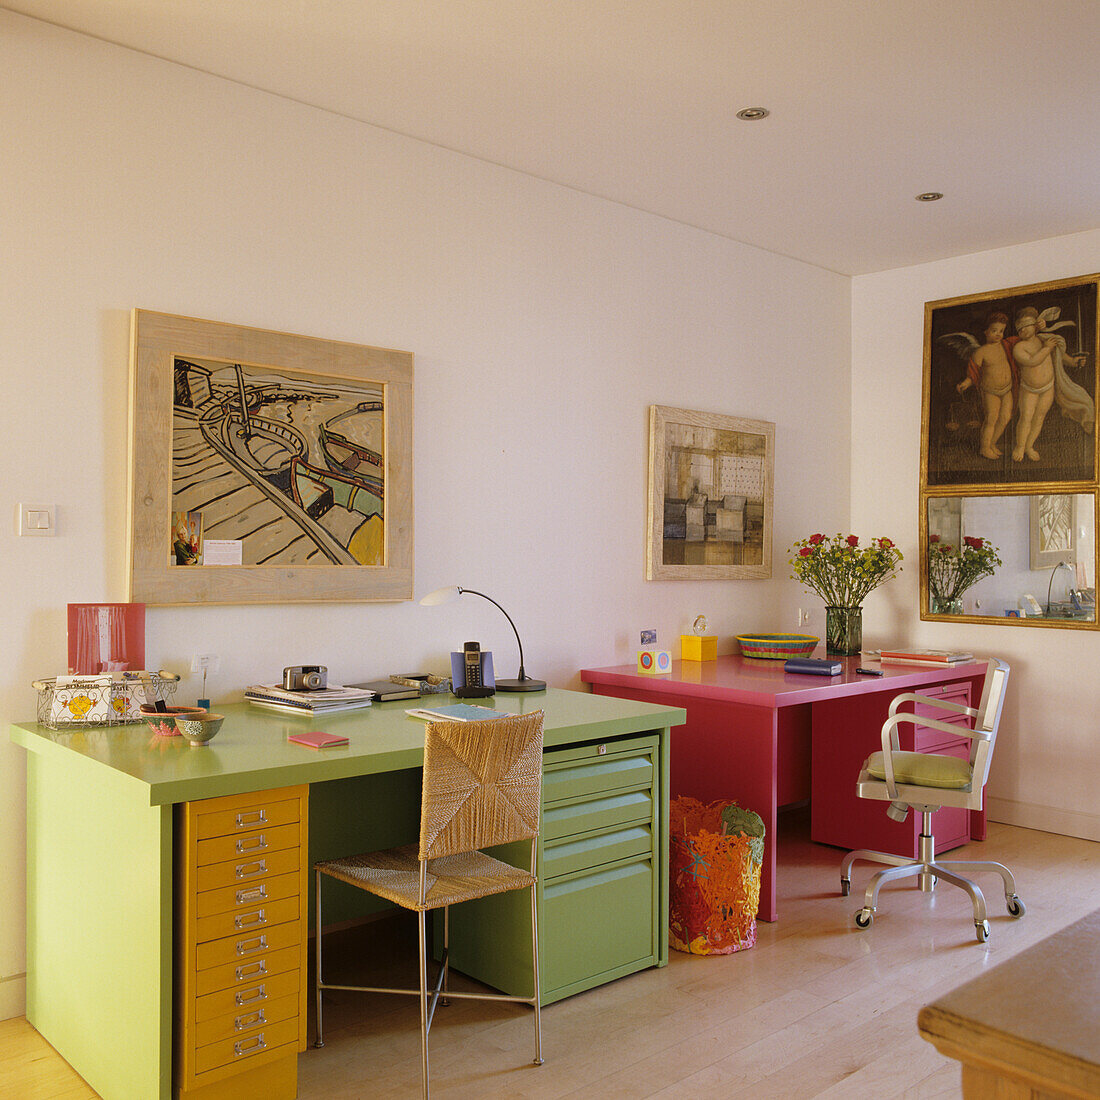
[
  {"xmin": 140, "ymin": 704, "xmax": 208, "ymax": 737},
  {"xmin": 175, "ymin": 713, "xmax": 224, "ymax": 747}
]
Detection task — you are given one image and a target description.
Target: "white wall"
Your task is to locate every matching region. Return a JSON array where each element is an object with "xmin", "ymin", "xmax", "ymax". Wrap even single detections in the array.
[
  {"xmin": 851, "ymin": 230, "xmax": 1100, "ymax": 843},
  {"xmin": 0, "ymin": 14, "xmax": 852, "ymax": 1019}
]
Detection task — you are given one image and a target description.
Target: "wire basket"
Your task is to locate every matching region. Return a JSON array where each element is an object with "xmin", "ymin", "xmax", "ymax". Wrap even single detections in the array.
[{"xmin": 33, "ymin": 671, "xmax": 180, "ymax": 730}]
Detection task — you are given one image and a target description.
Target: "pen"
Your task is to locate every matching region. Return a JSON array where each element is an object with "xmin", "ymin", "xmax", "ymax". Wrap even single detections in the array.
[{"xmin": 855, "ymin": 667, "xmax": 884, "ymax": 676}]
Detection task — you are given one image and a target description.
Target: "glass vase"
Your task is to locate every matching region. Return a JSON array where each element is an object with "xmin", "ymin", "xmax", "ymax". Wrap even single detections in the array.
[
  {"xmin": 824, "ymin": 606, "xmax": 862, "ymax": 656},
  {"xmin": 931, "ymin": 595, "xmax": 965, "ymax": 615}
]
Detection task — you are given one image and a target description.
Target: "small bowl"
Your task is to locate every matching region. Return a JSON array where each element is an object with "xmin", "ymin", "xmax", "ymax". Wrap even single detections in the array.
[
  {"xmin": 175, "ymin": 713, "xmax": 224, "ymax": 747},
  {"xmin": 736, "ymin": 633, "xmax": 819, "ymax": 660},
  {"xmin": 141, "ymin": 704, "xmax": 208, "ymax": 738}
]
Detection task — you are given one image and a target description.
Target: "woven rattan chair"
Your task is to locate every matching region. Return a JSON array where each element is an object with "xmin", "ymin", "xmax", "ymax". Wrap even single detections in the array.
[{"xmin": 313, "ymin": 710, "xmax": 545, "ymax": 1098}]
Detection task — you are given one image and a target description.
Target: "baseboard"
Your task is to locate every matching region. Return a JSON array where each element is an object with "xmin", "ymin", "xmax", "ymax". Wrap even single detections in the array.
[
  {"xmin": 0, "ymin": 973, "xmax": 26, "ymax": 1021},
  {"xmin": 987, "ymin": 796, "xmax": 1100, "ymax": 843}
]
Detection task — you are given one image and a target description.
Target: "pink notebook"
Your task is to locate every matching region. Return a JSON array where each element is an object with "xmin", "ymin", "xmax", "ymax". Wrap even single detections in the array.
[{"xmin": 287, "ymin": 730, "xmax": 349, "ymax": 750}]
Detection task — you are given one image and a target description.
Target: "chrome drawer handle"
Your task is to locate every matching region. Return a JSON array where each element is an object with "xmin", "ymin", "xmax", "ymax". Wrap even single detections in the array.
[
  {"xmin": 235, "ymin": 909, "xmax": 267, "ymax": 930},
  {"xmin": 236, "ymin": 834, "xmax": 268, "ymax": 854},
  {"xmin": 235, "ymin": 1009, "xmax": 266, "ymax": 1031},
  {"xmin": 236, "ymin": 934, "xmax": 268, "ymax": 957},
  {"xmin": 234, "ymin": 1034, "xmax": 267, "ymax": 1057},
  {"xmin": 236, "ymin": 984, "xmax": 266, "ymax": 1006},
  {"xmin": 235, "ymin": 960, "xmax": 267, "ymax": 982},
  {"xmin": 236, "ymin": 884, "xmax": 267, "ymax": 905},
  {"xmin": 235, "ymin": 859, "xmax": 267, "ymax": 880},
  {"xmin": 236, "ymin": 809, "xmax": 267, "ymax": 829}
]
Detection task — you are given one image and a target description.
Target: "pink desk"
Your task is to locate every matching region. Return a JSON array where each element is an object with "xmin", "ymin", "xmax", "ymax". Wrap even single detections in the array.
[{"xmin": 580, "ymin": 653, "xmax": 987, "ymax": 922}]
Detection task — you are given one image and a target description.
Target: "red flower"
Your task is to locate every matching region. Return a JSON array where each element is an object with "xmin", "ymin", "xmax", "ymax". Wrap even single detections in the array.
[
  {"xmin": 964, "ymin": 536, "xmax": 984, "ymax": 549},
  {"xmin": 799, "ymin": 546, "xmax": 814, "ymax": 557},
  {"xmin": 809, "ymin": 533, "xmax": 825, "ymax": 545},
  {"xmin": 929, "ymin": 534, "xmax": 940, "ymax": 543},
  {"xmin": 877, "ymin": 537, "xmax": 894, "ymax": 549},
  {"xmin": 846, "ymin": 535, "xmax": 859, "ymax": 547}
]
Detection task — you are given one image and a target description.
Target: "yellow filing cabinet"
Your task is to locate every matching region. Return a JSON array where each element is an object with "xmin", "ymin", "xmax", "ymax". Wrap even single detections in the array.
[{"xmin": 176, "ymin": 785, "xmax": 308, "ymax": 1100}]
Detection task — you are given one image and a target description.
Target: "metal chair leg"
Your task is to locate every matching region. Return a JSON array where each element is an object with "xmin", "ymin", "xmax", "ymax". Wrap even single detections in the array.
[
  {"xmin": 418, "ymin": 910, "xmax": 430, "ymax": 1099},
  {"xmin": 530, "ymin": 879, "xmax": 543, "ymax": 1066},
  {"xmin": 314, "ymin": 868, "xmax": 325, "ymax": 1048}
]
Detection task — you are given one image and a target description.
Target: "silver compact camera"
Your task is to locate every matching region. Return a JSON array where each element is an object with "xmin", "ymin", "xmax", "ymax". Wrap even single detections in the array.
[{"xmin": 283, "ymin": 665, "xmax": 327, "ymax": 691}]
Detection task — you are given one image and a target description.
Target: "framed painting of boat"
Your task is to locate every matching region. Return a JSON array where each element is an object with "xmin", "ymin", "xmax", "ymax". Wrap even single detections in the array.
[{"xmin": 128, "ymin": 310, "xmax": 413, "ymax": 604}]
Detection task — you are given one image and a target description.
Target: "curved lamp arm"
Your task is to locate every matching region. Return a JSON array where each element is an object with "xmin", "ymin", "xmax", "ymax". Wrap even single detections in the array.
[{"xmin": 419, "ymin": 585, "xmax": 545, "ymax": 692}]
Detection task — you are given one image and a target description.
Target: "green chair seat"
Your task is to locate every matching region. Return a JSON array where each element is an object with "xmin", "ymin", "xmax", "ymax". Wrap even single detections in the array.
[{"xmin": 867, "ymin": 750, "xmax": 971, "ymax": 790}]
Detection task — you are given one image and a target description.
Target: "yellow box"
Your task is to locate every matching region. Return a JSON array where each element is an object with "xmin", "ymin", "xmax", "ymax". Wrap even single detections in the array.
[{"xmin": 680, "ymin": 634, "xmax": 717, "ymax": 661}]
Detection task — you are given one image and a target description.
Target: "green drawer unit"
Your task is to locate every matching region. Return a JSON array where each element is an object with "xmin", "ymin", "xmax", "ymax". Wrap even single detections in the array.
[{"xmin": 443, "ymin": 732, "xmax": 664, "ymax": 1005}]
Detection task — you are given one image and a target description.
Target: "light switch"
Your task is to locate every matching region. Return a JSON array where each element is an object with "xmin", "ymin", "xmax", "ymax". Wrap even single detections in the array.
[{"xmin": 17, "ymin": 503, "xmax": 56, "ymax": 536}]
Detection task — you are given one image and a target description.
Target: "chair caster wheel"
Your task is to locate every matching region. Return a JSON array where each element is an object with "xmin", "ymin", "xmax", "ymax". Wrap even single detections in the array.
[
  {"xmin": 840, "ymin": 877, "xmax": 850, "ymax": 897},
  {"xmin": 975, "ymin": 920, "xmax": 990, "ymax": 943},
  {"xmin": 854, "ymin": 908, "xmax": 873, "ymax": 929},
  {"xmin": 1006, "ymin": 895, "xmax": 1025, "ymax": 918}
]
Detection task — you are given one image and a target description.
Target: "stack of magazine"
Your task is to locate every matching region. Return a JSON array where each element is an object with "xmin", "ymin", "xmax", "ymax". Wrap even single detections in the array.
[{"xmin": 244, "ymin": 682, "xmax": 374, "ymax": 716}]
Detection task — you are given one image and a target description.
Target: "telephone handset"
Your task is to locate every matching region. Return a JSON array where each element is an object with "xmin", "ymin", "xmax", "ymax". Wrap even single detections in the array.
[{"xmin": 463, "ymin": 641, "xmax": 482, "ymax": 688}]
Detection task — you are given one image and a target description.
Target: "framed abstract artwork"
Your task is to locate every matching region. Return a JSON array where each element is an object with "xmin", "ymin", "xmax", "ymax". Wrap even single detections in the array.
[
  {"xmin": 646, "ymin": 405, "xmax": 774, "ymax": 580},
  {"xmin": 128, "ymin": 310, "xmax": 413, "ymax": 604}
]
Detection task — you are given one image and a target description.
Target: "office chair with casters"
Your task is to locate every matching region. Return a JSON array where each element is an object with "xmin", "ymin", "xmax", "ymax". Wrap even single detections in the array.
[
  {"xmin": 840, "ymin": 659, "xmax": 1023, "ymax": 943},
  {"xmin": 313, "ymin": 710, "xmax": 545, "ymax": 1099}
]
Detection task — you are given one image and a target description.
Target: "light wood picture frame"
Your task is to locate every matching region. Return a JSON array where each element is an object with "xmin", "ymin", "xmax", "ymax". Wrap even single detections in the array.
[
  {"xmin": 646, "ymin": 405, "xmax": 774, "ymax": 580},
  {"xmin": 128, "ymin": 310, "xmax": 413, "ymax": 604},
  {"xmin": 1029, "ymin": 493, "xmax": 1076, "ymax": 569}
]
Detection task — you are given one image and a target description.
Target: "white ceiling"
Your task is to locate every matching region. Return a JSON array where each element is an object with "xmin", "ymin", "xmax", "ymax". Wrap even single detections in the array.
[{"xmin": 7, "ymin": 0, "xmax": 1100, "ymax": 275}]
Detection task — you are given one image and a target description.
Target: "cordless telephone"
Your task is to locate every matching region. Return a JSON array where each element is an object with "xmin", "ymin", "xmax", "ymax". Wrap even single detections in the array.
[{"xmin": 463, "ymin": 641, "xmax": 482, "ymax": 688}]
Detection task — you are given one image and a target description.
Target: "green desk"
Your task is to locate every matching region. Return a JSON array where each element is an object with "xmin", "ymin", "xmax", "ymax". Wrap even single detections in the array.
[{"xmin": 11, "ymin": 688, "xmax": 684, "ymax": 1100}]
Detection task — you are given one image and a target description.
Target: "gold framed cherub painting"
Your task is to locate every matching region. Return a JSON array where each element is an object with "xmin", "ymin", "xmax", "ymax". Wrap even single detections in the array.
[{"xmin": 922, "ymin": 274, "xmax": 1098, "ymax": 489}]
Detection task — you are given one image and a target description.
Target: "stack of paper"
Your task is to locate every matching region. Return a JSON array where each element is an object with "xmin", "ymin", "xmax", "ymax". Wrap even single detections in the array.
[{"xmin": 245, "ymin": 683, "xmax": 374, "ymax": 715}]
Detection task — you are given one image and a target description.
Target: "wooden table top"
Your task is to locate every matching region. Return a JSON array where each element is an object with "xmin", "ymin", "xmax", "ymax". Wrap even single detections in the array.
[{"xmin": 918, "ymin": 908, "xmax": 1100, "ymax": 1098}]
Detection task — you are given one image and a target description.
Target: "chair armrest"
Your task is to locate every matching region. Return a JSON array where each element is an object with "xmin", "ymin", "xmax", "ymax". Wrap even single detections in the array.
[
  {"xmin": 887, "ymin": 692, "xmax": 977, "ymax": 720},
  {"xmin": 877, "ymin": 712, "xmax": 991, "ymax": 800}
]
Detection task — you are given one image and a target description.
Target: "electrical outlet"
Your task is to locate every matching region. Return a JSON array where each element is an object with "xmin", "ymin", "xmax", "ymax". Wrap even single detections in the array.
[{"xmin": 190, "ymin": 654, "xmax": 220, "ymax": 673}]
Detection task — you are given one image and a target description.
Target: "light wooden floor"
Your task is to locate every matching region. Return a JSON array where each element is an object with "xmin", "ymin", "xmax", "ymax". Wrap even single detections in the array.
[{"xmin": 5, "ymin": 808, "xmax": 1099, "ymax": 1099}]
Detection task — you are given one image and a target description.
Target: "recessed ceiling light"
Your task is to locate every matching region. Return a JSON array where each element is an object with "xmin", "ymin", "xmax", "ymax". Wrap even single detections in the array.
[
  {"xmin": 915, "ymin": 192, "xmax": 943, "ymax": 202},
  {"xmin": 736, "ymin": 107, "xmax": 770, "ymax": 121}
]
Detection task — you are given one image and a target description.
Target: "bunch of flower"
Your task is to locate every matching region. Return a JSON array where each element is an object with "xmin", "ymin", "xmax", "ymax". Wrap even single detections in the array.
[
  {"xmin": 789, "ymin": 533, "xmax": 903, "ymax": 607},
  {"xmin": 927, "ymin": 534, "xmax": 1002, "ymax": 603}
]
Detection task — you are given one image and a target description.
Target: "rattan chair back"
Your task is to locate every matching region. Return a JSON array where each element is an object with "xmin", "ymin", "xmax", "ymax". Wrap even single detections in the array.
[{"xmin": 419, "ymin": 711, "xmax": 544, "ymax": 861}]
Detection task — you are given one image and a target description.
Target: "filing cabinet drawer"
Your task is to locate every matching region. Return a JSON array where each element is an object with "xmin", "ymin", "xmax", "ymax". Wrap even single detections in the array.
[
  {"xmin": 195, "ymin": 945, "xmax": 302, "ymax": 999},
  {"xmin": 542, "ymin": 823, "xmax": 652, "ymax": 879},
  {"xmin": 912, "ymin": 683, "xmax": 973, "ymax": 752},
  {"xmin": 195, "ymin": 894, "xmax": 300, "ymax": 945},
  {"xmin": 193, "ymin": 1017, "xmax": 299, "ymax": 1076},
  {"xmin": 195, "ymin": 795, "xmax": 302, "ymax": 841},
  {"xmin": 196, "ymin": 846, "xmax": 301, "ymax": 894},
  {"xmin": 196, "ymin": 917, "xmax": 302, "ymax": 972},
  {"xmin": 194, "ymin": 990, "xmax": 299, "ymax": 1049},
  {"xmin": 196, "ymin": 869, "xmax": 301, "ymax": 920},
  {"xmin": 543, "ymin": 751, "xmax": 654, "ymax": 802},
  {"xmin": 195, "ymin": 966, "xmax": 300, "ymax": 1023},
  {"xmin": 196, "ymin": 821, "xmax": 300, "ymax": 867},
  {"xmin": 543, "ymin": 789, "xmax": 654, "ymax": 842}
]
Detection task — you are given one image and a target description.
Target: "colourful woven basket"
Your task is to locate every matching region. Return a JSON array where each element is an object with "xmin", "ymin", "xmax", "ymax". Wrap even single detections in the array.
[{"xmin": 736, "ymin": 633, "xmax": 819, "ymax": 659}]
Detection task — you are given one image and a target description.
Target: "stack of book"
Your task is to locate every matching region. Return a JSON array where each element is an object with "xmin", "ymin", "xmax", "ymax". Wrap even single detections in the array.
[
  {"xmin": 878, "ymin": 648, "xmax": 973, "ymax": 666},
  {"xmin": 244, "ymin": 683, "xmax": 374, "ymax": 716}
]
